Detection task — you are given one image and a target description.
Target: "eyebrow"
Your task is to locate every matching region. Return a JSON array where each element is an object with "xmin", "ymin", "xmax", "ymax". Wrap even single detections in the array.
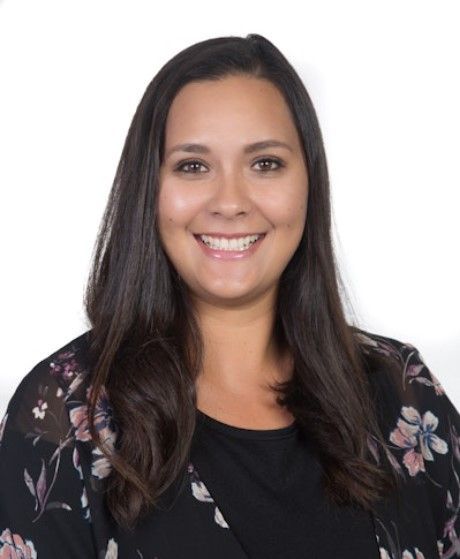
[{"xmin": 165, "ymin": 139, "xmax": 293, "ymax": 159}]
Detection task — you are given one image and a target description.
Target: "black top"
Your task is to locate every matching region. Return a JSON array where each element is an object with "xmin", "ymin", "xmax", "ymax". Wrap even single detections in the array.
[
  {"xmin": 191, "ymin": 409, "xmax": 379, "ymax": 557},
  {"xmin": 0, "ymin": 328, "xmax": 459, "ymax": 558}
]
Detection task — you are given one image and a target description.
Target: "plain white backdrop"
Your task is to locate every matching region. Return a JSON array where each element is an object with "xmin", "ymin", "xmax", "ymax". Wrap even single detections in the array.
[{"xmin": 0, "ymin": 0, "xmax": 459, "ymax": 416}]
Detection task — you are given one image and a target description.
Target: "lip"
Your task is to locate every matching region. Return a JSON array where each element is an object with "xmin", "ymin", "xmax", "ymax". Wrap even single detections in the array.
[{"xmin": 193, "ymin": 232, "xmax": 266, "ymax": 260}]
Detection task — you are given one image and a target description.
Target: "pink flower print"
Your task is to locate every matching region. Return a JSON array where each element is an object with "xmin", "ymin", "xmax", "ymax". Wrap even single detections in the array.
[
  {"xmin": 70, "ymin": 411, "xmax": 115, "ymax": 479},
  {"xmin": 69, "ymin": 384, "xmax": 117, "ymax": 445},
  {"xmin": 402, "ymin": 549, "xmax": 425, "ymax": 559},
  {"xmin": 389, "ymin": 406, "xmax": 448, "ymax": 476},
  {"xmin": 443, "ymin": 513, "xmax": 457, "ymax": 539},
  {"xmin": 32, "ymin": 399, "xmax": 48, "ymax": 420},
  {"xmin": 441, "ymin": 526, "xmax": 460, "ymax": 558},
  {"xmin": 355, "ymin": 333, "xmax": 402, "ymax": 361},
  {"xmin": 0, "ymin": 528, "xmax": 37, "ymax": 558},
  {"xmin": 450, "ymin": 422, "xmax": 460, "ymax": 464},
  {"xmin": 405, "ymin": 360, "xmax": 445, "ymax": 396},
  {"xmin": 49, "ymin": 351, "xmax": 88, "ymax": 401},
  {"xmin": 49, "ymin": 351, "xmax": 79, "ymax": 383},
  {"xmin": 69, "ymin": 404, "xmax": 92, "ymax": 442},
  {"xmin": 403, "ymin": 447, "xmax": 426, "ymax": 476},
  {"xmin": 69, "ymin": 384, "xmax": 117, "ymax": 480},
  {"xmin": 428, "ymin": 369, "xmax": 445, "ymax": 396}
]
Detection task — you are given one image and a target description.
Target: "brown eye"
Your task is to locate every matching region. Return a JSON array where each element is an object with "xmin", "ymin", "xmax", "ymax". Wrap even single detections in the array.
[
  {"xmin": 174, "ymin": 160, "xmax": 208, "ymax": 174},
  {"xmin": 253, "ymin": 157, "xmax": 284, "ymax": 172}
]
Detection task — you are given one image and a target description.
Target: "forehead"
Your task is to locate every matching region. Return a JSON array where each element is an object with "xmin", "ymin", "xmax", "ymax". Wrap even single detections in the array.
[{"xmin": 164, "ymin": 75, "xmax": 299, "ymax": 146}]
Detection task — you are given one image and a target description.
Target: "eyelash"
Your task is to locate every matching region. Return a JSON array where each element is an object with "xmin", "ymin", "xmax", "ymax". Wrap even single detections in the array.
[{"xmin": 173, "ymin": 157, "xmax": 285, "ymax": 174}]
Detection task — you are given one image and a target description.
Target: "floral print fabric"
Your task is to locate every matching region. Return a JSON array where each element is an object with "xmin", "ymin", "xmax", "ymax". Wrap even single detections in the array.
[
  {"xmin": 356, "ymin": 331, "xmax": 460, "ymax": 558},
  {"xmin": 0, "ymin": 328, "xmax": 459, "ymax": 558}
]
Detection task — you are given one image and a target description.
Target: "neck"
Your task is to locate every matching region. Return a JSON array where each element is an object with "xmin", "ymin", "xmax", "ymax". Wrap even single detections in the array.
[{"xmin": 191, "ymin": 288, "xmax": 291, "ymax": 395}]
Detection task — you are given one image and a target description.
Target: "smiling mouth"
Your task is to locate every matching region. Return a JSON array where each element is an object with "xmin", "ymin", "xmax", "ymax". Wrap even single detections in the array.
[
  {"xmin": 193, "ymin": 232, "xmax": 266, "ymax": 255},
  {"xmin": 194, "ymin": 233, "xmax": 267, "ymax": 238}
]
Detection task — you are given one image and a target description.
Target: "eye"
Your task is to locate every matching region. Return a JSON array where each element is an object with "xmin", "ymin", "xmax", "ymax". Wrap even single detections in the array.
[
  {"xmin": 174, "ymin": 159, "xmax": 208, "ymax": 174},
  {"xmin": 253, "ymin": 157, "xmax": 284, "ymax": 172}
]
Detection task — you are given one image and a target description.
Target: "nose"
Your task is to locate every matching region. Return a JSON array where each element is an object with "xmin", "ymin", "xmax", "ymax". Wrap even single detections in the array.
[{"xmin": 206, "ymin": 169, "xmax": 252, "ymax": 218}]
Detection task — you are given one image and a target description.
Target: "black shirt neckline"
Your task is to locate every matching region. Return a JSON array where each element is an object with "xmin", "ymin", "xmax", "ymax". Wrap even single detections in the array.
[{"xmin": 195, "ymin": 408, "xmax": 298, "ymax": 440}]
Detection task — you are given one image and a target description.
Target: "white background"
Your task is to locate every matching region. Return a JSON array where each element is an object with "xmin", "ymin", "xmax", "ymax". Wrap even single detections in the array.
[{"xmin": 1, "ymin": 0, "xmax": 459, "ymax": 416}]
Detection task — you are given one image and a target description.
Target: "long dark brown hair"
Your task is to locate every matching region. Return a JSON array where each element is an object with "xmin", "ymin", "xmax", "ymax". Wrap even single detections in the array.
[{"xmin": 83, "ymin": 33, "xmax": 403, "ymax": 532}]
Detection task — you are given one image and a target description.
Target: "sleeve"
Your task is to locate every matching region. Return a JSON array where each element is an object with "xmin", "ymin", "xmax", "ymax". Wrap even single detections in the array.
[
  {"xmin": 396, "ymin": 342, "xmax": 460, "ymax": 558},
  {"xmin": 429, "ymin": 360, "xmax": 460, "ymax": 558},
  {"xmin": 0, "ymin": 360, "xmax": 98, "ymax": 558}
]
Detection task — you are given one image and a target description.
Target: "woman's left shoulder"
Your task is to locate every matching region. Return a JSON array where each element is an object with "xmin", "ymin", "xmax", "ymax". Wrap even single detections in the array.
[
  {"xmin": 353, "ymin": 327, "xmax": 460, "ymax": 556},
  {"xmin": 353, "ymin": 326, "xmax": 453, "ymax": 416}
]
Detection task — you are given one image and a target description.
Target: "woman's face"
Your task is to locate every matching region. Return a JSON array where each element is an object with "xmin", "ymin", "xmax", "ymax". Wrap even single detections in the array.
[{"xmin": 158, "ymin": 74, "xmax": 309, "ymax": 307}]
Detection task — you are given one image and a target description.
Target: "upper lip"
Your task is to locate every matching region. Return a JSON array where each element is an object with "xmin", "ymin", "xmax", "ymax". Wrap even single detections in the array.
[{"xmin": 194, "ymin": 232, "xmax": 266, "ymax": 238}]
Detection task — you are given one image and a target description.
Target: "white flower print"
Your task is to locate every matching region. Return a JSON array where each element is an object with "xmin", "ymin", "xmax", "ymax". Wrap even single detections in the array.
[
  {"xmin": 32, "ymin": 399, "xmax": 48, "ymax": 420},
  {"xmin": 188, "ymin": 462, "xmax": 230, "ymax": 529},
  {"xmin": 104, "ymin": 537, "xmax": 118, "ymax": 558},
  {"xmin": 191, "ymin": 478, "xmax": 214, "ymax": 503},
  {"xmin": 214, "ymin": 505, "xmax": 229, "ymax": 528}
]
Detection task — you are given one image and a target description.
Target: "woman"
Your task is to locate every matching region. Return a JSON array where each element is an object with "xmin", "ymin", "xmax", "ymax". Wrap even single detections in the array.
[{"xmin": 0, "ymin": 33, "xmax": 458, "ymax": 559}]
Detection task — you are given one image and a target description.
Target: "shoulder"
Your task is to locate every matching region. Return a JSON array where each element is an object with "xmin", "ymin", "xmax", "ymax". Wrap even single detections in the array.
[
  {"xmin": 0, "ymin": 327, "xmax": 117, "ymax": 479},
  {"xmin": 1, "ymin": 330, "xmax": 93, "ymax": 442},
  {"xmin": 352, "ymin": 326, "xmax": 451, "ymax": 434},
  {"xmin": 355, "ymin": 326, "xmax": 456, "ymax": 492},
  {"xmin": 0, "ymin": 333, "xmax": 98, "ymax": 553},
  {"xmin": 351, "ymin": 326, "xmax": 446, "ymax": 401},
  {"xmin": 352, "ymin": 325, "xmax": 447, "ymax": 403},
  {"xmin": 352, "ymin": 325, "xmax": 414, "ymax": 360},
  {"xmin": 352, "ymin": 328, "xmax": 460, "ymax": 552}
]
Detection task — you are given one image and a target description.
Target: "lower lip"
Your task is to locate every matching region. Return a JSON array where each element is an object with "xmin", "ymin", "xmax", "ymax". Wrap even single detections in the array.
[{"xmin": 194, "ymin": 234, "xmax": 266, "ymax": 260}]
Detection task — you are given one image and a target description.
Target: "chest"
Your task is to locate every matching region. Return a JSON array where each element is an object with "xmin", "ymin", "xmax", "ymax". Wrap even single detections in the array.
[{"xmin": 101, "ymin": 426, "xmax": 440, "ymax": 559}]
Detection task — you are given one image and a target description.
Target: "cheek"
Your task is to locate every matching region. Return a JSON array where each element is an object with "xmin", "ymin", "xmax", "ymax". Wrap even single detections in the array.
[
  {"xmin": 158, "ymin": 182, "xmax": 201, "ymax": 231},
  {"xmin": 263, "ymin": 189, "xmax": 308, "ymax": 230}
]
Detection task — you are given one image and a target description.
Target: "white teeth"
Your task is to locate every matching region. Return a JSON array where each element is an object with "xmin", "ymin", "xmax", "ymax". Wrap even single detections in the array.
[{"xmin": 199, "ymin": 234, "xmax": 261, "ymax": 251}]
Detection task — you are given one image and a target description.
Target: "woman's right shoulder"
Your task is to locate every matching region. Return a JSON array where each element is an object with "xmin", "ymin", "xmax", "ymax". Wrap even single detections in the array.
[{"xmin": 1, "ymin": 330, "xmax": 94, "ymax": 440}]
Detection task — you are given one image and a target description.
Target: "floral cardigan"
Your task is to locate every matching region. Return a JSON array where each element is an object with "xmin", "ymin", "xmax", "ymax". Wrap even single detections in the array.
[{"xmin": 0, "ymin": 328, "xmax": 459, "ymax": 558}]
